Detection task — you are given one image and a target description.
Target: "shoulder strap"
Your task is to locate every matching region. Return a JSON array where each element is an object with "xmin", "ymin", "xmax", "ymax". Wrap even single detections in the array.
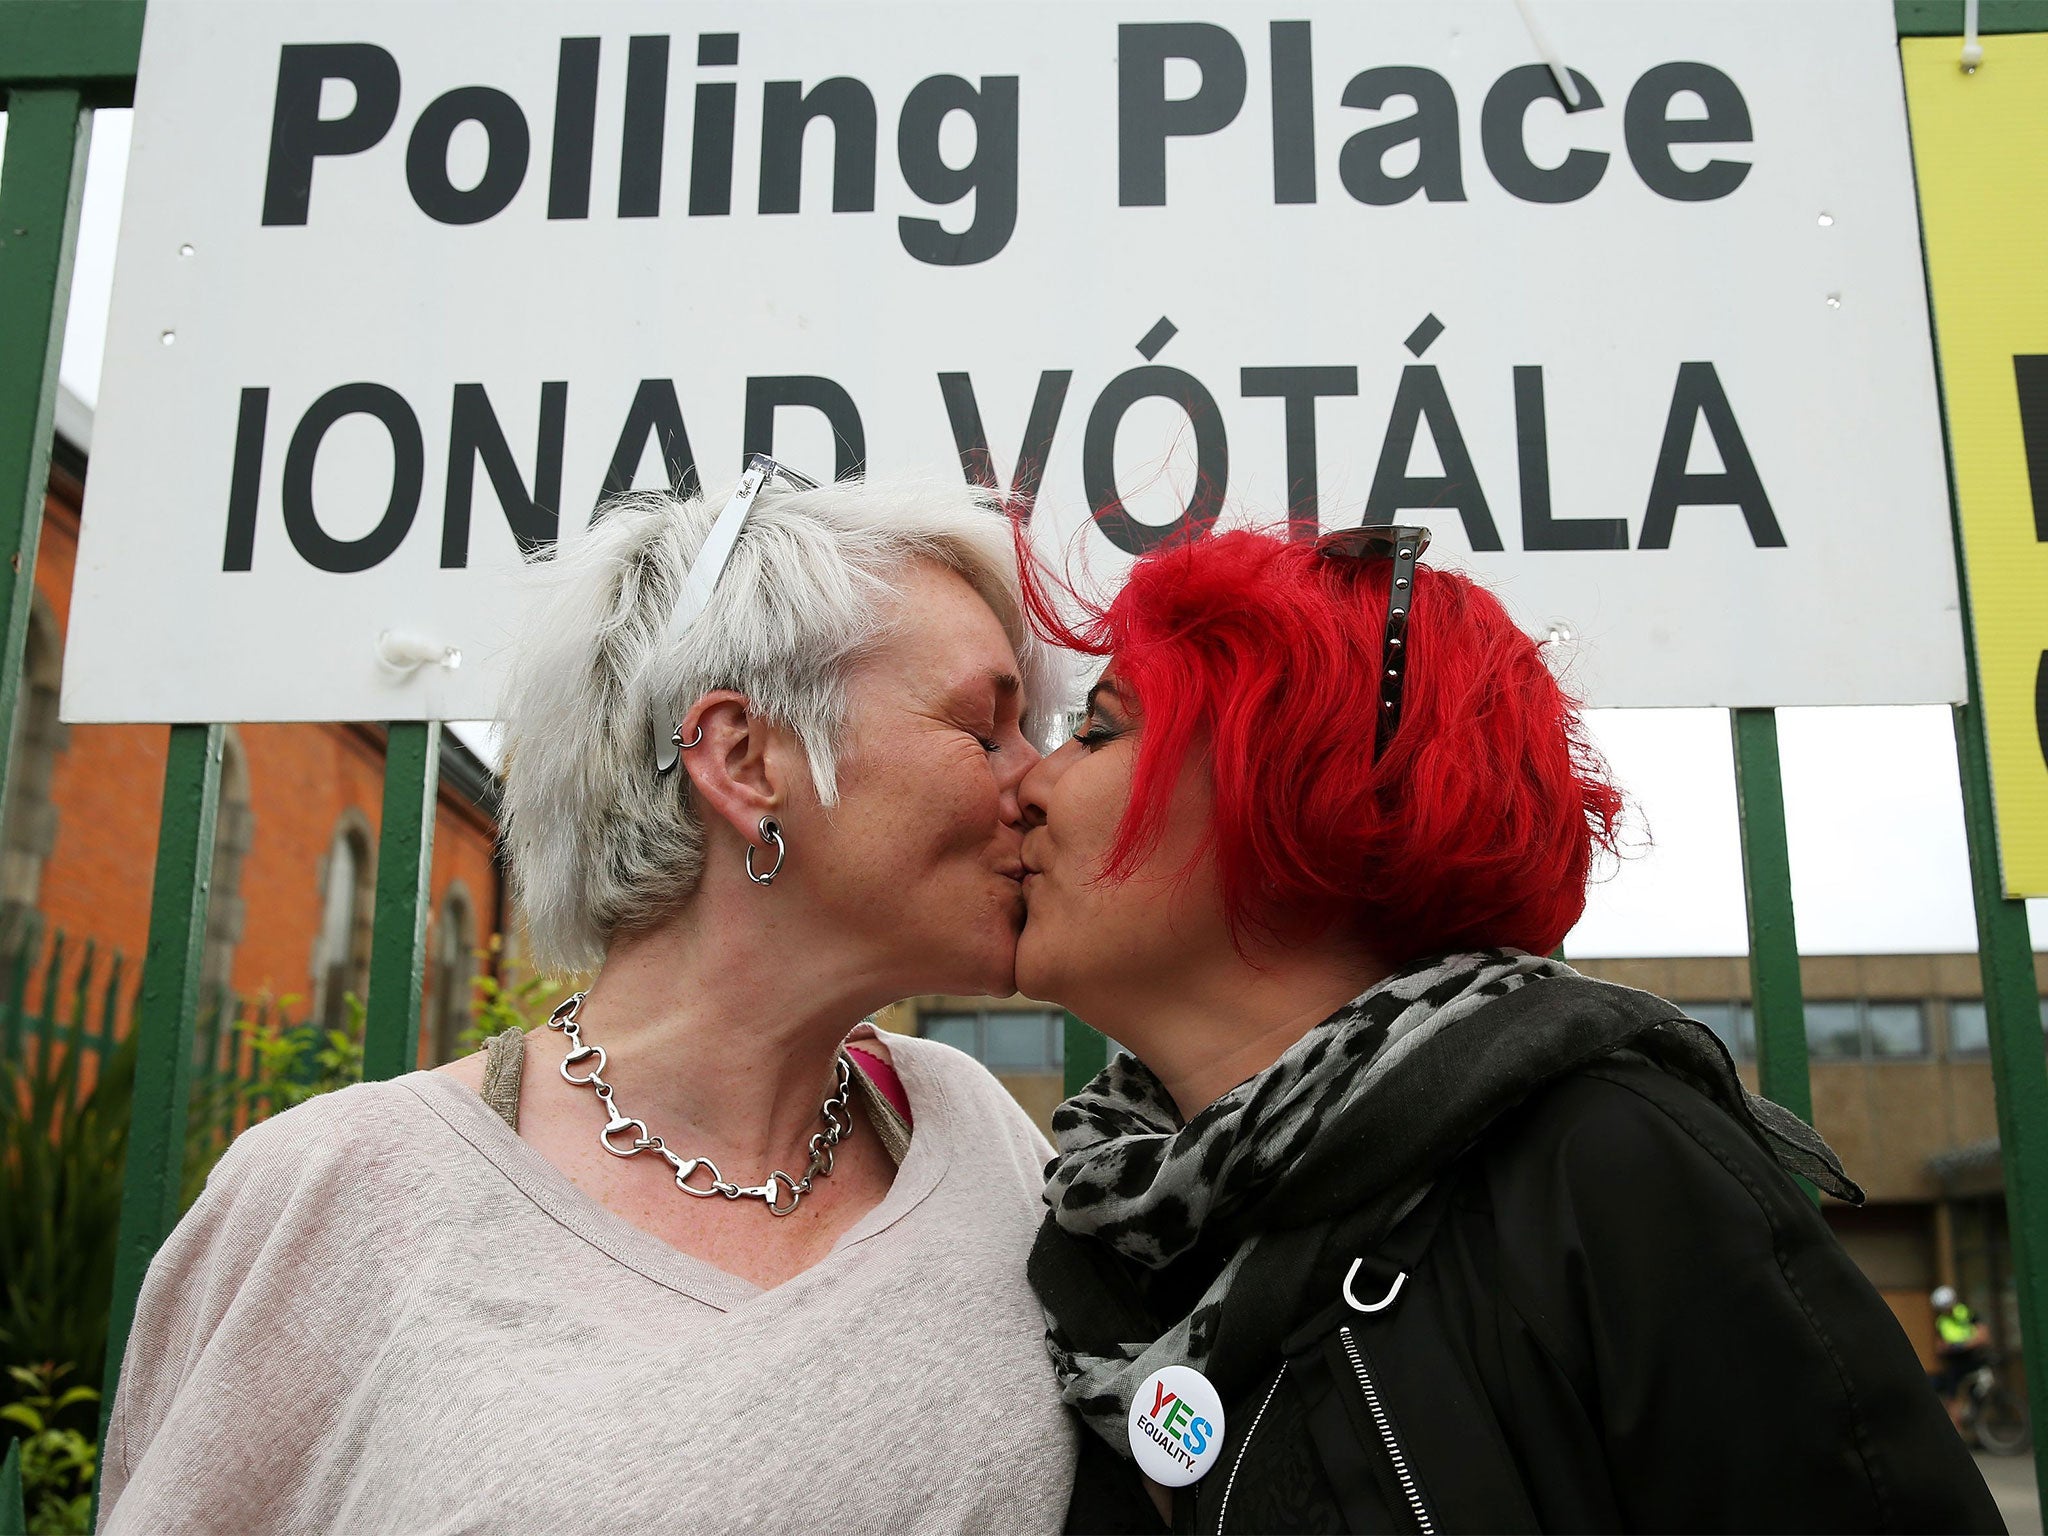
[
  {"xmin": 845, "ymin": 1047, "xmax": 913, "ymax": 1167},
  {"xmin": 481, "ymin": 1026, "xmax": 527, "ymax": 1133}
]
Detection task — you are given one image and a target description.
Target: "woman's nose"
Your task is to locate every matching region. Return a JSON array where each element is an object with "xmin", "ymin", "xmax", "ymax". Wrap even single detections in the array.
[
  {"xmin": 1016, "ymin": 739, "xmax": 1074, "ymax": 830},
  {"xmin": 995, "ymin": 736, "xmax": 1042, "ymax": 828}
]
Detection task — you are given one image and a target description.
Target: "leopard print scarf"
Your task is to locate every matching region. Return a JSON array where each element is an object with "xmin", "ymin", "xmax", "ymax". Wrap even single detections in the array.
[
  {"xmin": 1035, "ymin": 947, "xmax": 1861, "ymax": 1453},
  {"xmin": 1039, "ymin": 949, "xmax": 1567, "ymax": 1444}
]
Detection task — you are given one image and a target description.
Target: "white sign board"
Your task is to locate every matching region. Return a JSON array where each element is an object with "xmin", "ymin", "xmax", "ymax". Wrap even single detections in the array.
[{"xmin": 66, "ymin": 0, "xmax": 1963, "ymax": 723}]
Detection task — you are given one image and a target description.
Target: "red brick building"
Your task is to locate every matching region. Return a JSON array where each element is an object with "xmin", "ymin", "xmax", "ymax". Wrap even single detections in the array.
[{"xmin": 20, "ymin": 391, "xmax": 502, "ymax": 1067}]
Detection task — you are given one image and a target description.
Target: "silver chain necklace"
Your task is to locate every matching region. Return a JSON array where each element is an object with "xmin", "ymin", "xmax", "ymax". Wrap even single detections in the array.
[{"xmin": 546, "ymin": 991, "xmax": 855, "ymax": 1217}]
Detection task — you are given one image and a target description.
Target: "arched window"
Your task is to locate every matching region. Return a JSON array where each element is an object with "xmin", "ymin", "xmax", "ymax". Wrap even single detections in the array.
[
  {"xmin": 0, "ymin": 596, "xmax": 66, "ymax": 947},
  {"xmin": 312, "ymin": 812, "xmax": 374, "ymax": 1030},
  {"xmin": 429, "ymin": 883, "xmax": 478, "ymax": 1064},
  {"xmin": 200, "ymin": 728, "xmax": 254, "ymax": 1014}
]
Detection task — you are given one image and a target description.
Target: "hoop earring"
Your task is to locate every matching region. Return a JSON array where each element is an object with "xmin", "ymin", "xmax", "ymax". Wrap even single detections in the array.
[
  {"xmin": 746, "ymin": 816, "xmax": 786, "ymax": 885},
  {"xmin": 672, "ymin": 722, "xmax": 704, "ymax": 752}
]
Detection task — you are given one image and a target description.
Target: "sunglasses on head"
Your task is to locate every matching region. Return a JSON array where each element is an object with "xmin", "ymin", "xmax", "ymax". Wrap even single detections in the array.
[
  {"xmin": 653, "ymin": 454, "xmax": 822, "ymax": 773},
  {"xmin": 1314, "ymin": 523, "xmax": 1431, "ymax": 762}
]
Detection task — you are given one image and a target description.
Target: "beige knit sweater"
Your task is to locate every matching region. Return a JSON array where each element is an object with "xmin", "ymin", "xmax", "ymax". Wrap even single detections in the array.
[{"xmin": 98, "ymin": 1036, "xmax": 1075, "ymax": 1533}]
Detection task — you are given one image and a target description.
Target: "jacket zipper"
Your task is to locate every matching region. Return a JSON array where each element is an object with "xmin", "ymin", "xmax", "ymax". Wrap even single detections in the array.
[
  {"xmin": 1211, "ymin": 1366, "xmax": 1285, "ymax": 1533},
  {"xmin": 1339, "ymin": 1326, "xmax": 1436, "ymax": 1534}
]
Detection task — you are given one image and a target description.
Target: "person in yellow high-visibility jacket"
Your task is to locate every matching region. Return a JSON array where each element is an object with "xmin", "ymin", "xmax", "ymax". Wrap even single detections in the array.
[{"xmin": 1931, "ymin": 1285, "xmax": 1993, "ymax": 1434}]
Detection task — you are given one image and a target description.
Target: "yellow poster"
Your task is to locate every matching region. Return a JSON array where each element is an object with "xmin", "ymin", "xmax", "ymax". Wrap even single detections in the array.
[{"xmin": 1904, "ymin": 33, "xmax": 2048, "ymax": 897}]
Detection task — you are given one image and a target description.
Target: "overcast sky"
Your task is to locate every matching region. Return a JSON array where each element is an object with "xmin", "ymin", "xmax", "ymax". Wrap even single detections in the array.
[{"xmin": 29, "ymin": 110, "xmax": 2048, "ymax": 962}]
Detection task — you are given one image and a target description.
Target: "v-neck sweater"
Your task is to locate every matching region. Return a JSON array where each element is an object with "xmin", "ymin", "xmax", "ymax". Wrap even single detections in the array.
[{"xmin": 98, "ymin": 1036, "xmax": 1075, "ymax": 1534}]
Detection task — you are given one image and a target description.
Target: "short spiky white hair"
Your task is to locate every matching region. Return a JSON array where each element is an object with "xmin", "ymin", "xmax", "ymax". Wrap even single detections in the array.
[{"xmin": 499, "ymin": 474, "xmax": 1064, "ymax": 972}]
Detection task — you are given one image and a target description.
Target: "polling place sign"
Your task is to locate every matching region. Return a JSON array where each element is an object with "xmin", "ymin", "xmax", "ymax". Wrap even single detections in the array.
[
  {"xmin": 1904, "ymin": 34, "xmax": 2048, "ymax": 898},
  {"xmin": 66, "ymin": 0, "xmax": 1963, "ymax": 723}
]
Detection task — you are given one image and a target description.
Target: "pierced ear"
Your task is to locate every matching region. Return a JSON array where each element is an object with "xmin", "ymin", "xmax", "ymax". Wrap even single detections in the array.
[{"xmin": 679, "ymin": 691, "xmax": 783, "ymax": 846}]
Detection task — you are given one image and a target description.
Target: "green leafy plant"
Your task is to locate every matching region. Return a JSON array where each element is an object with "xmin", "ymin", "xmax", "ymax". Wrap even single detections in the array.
[
  {"xmin": 1, "ymin": 1363, "xmax": 98, "ymax": 1534},
  {"xmin": 180, "ymin": 991, "xmax": 366, "ymax": 1209},
  {"xmin": 232, "ymin": 993, "xmax": 365, "ymax": 1112},
  {"xmin": 4, "ymin": 981, "xmax": 367, "ymax": 1431},
  {"xmin": 4, "ymin": 995, "xmax": 259, "ymax": 1423},
  {"xmin": 3, "ymin": 929, "xmax": 540, "ymax": 1502},
  {"xmin": 457, "ymin": 937, "xmax": 566, "ymax": 1053},
  {"xmin": 0, "ymin": 1028, "xmax": 134, "ymax": 1433}
]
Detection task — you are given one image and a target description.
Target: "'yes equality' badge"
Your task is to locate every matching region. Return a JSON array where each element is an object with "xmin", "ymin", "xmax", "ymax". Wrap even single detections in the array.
[{"xmin": 1127, "ymin": 1366, "xmax": 1227, "ymax": 1487}]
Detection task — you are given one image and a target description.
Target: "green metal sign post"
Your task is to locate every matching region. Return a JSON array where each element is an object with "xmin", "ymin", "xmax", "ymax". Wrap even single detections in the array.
[
  {"xmin": 0, "ymin": 85, "xmax": 89, "ymax": 824},
  {"xmin": 1063, "ymin": 1012, "xmax": 1108, "ymax": 1099},
  {"xmin": 94, "ymin": 723, "xmax": 222, "ymax": 1468},
  {"xmin": 1732, "ymin": 707, "xmax": 1817, "ymax": 1129},
  {"xmin": 1956, "ymin": 683, "xmax": 2048, "ymax": 1505},
  {"xmin": 361, "ymin": 721, "xmax": 441, "ymax": 1083},
  {"xmin": 1897, "ymin": 13, "xmax": 2048, "ymax": 1505}
]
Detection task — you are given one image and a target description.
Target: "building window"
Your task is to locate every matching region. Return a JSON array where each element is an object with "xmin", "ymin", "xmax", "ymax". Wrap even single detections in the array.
[
  {"xmin": 200, "ymin": 729, "xmax": 254, "ymax": 1015},
  {"xmin": 0, "ymin": 595, "xmax": 66, "ymax": 945},
  {"xmin": 1864, "ymin": 1002, "xmax": 1929, "ymax": 1059},
  {"xmin": 1680, "ymin": 999, "xmax": 1930, "ymax": 1061},
  {"xmin": 1806, "ymin": 999, "xmax": 1927, "ymax": 1061},
  {"xmin": 312, "ymin": 815, "xmax": 374, "ymax": 1029},
  {"xmin": 1679, "ymin": 1001, "xmax": 1756, "ymax": 1060},
  {"xmin": 919, "ymin": 1007, "xmax": 1065, "ymax": 1074},
  {"xmin": 429, "ymin": 885, "xmax": 477, "ymax": 1065},
  {"xmin": 1805, "ymin": 1000, "xmax": 1865, "ymax": 1060},
  {"xmin": 1948, "ymin": 999, "xmax": 2048, "ymax": 1057}
]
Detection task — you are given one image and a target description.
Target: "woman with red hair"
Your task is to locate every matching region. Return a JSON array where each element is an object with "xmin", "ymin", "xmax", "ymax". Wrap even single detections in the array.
[{"xmin": 1017, "ymin": 525, "xmax": 1996, "ymax": 1533}]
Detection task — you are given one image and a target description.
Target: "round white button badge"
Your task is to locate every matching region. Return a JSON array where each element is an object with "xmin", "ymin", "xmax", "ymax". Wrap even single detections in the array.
[{"xmin": 1127, "ymin": 1365, "xmax": 1227, "ymax": 1487}]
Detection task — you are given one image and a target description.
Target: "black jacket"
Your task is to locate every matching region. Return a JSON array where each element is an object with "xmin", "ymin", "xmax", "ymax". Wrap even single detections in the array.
[{"xmin": 1066, "ymin": 1055, "xmax": 2003, "ymax": 1534}]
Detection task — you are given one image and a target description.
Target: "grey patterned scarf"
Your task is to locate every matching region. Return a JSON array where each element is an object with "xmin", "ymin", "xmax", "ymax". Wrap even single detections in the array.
[{"xmin": 1032, "ymin": 948, "xmax": 1860, "ymax": 1453}]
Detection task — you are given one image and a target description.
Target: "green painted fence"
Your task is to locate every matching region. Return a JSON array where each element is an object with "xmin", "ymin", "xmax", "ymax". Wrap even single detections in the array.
[
  {"xmin": 0, "ymin": 910, "xmax": 287, "ymax": 1532},
  {"xmin": 0, "ymin": 916, "xmax": 120, "ymax": 1089},
  {"xmin": 1, "ymin": 0, "xmax": 2044, "ymax": 1524},
  {"xmin": 0, "ymin": 907, "xmax": 300, "ymax": 1173}
]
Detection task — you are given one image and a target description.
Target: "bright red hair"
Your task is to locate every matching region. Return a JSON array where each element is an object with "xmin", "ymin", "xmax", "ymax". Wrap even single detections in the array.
[{"xmin": 1020, "ymin": 528, "xmax": 1624, "ymax": 963}]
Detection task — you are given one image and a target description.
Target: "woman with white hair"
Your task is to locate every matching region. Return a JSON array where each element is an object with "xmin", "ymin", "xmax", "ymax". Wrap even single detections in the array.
[{"xmin": 98, "ymin": 459, "xmax": 1078, "ymax": 1532}]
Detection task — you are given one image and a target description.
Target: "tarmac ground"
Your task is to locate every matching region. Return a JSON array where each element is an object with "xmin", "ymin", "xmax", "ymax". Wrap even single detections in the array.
[{"xmin": 1977, "ymin": 1451, "xmax": 2041, "ymax": 1535}]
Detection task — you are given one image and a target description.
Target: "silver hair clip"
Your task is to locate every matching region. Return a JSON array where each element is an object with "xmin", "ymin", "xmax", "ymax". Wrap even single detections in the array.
[{"xmin": 654, "ymin": 454, "xmax": 820, "ymax": 772}]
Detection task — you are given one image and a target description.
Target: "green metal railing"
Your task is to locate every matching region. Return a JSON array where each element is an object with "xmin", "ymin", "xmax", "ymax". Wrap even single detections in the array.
[
  {"xmin": 0, "ymin": 0, "xmax": 2042, "ymax": 1519},
  {"xmin": 0, "ymin": 919, "xmax": 120, "ymax": 1095},
  {"xmin": 0, "ymin": 912, "xmax": 272, "ymax": 1153},
  {"xmin": 1731, "ymin": 708, "xmax": 1817, "ymax": 1127}
]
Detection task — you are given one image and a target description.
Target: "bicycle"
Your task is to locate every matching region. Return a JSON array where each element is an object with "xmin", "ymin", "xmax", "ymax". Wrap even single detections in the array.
[{"xmin": 1953, "ymin": 1351, "xmax": 2031, "ymax": 1456}]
